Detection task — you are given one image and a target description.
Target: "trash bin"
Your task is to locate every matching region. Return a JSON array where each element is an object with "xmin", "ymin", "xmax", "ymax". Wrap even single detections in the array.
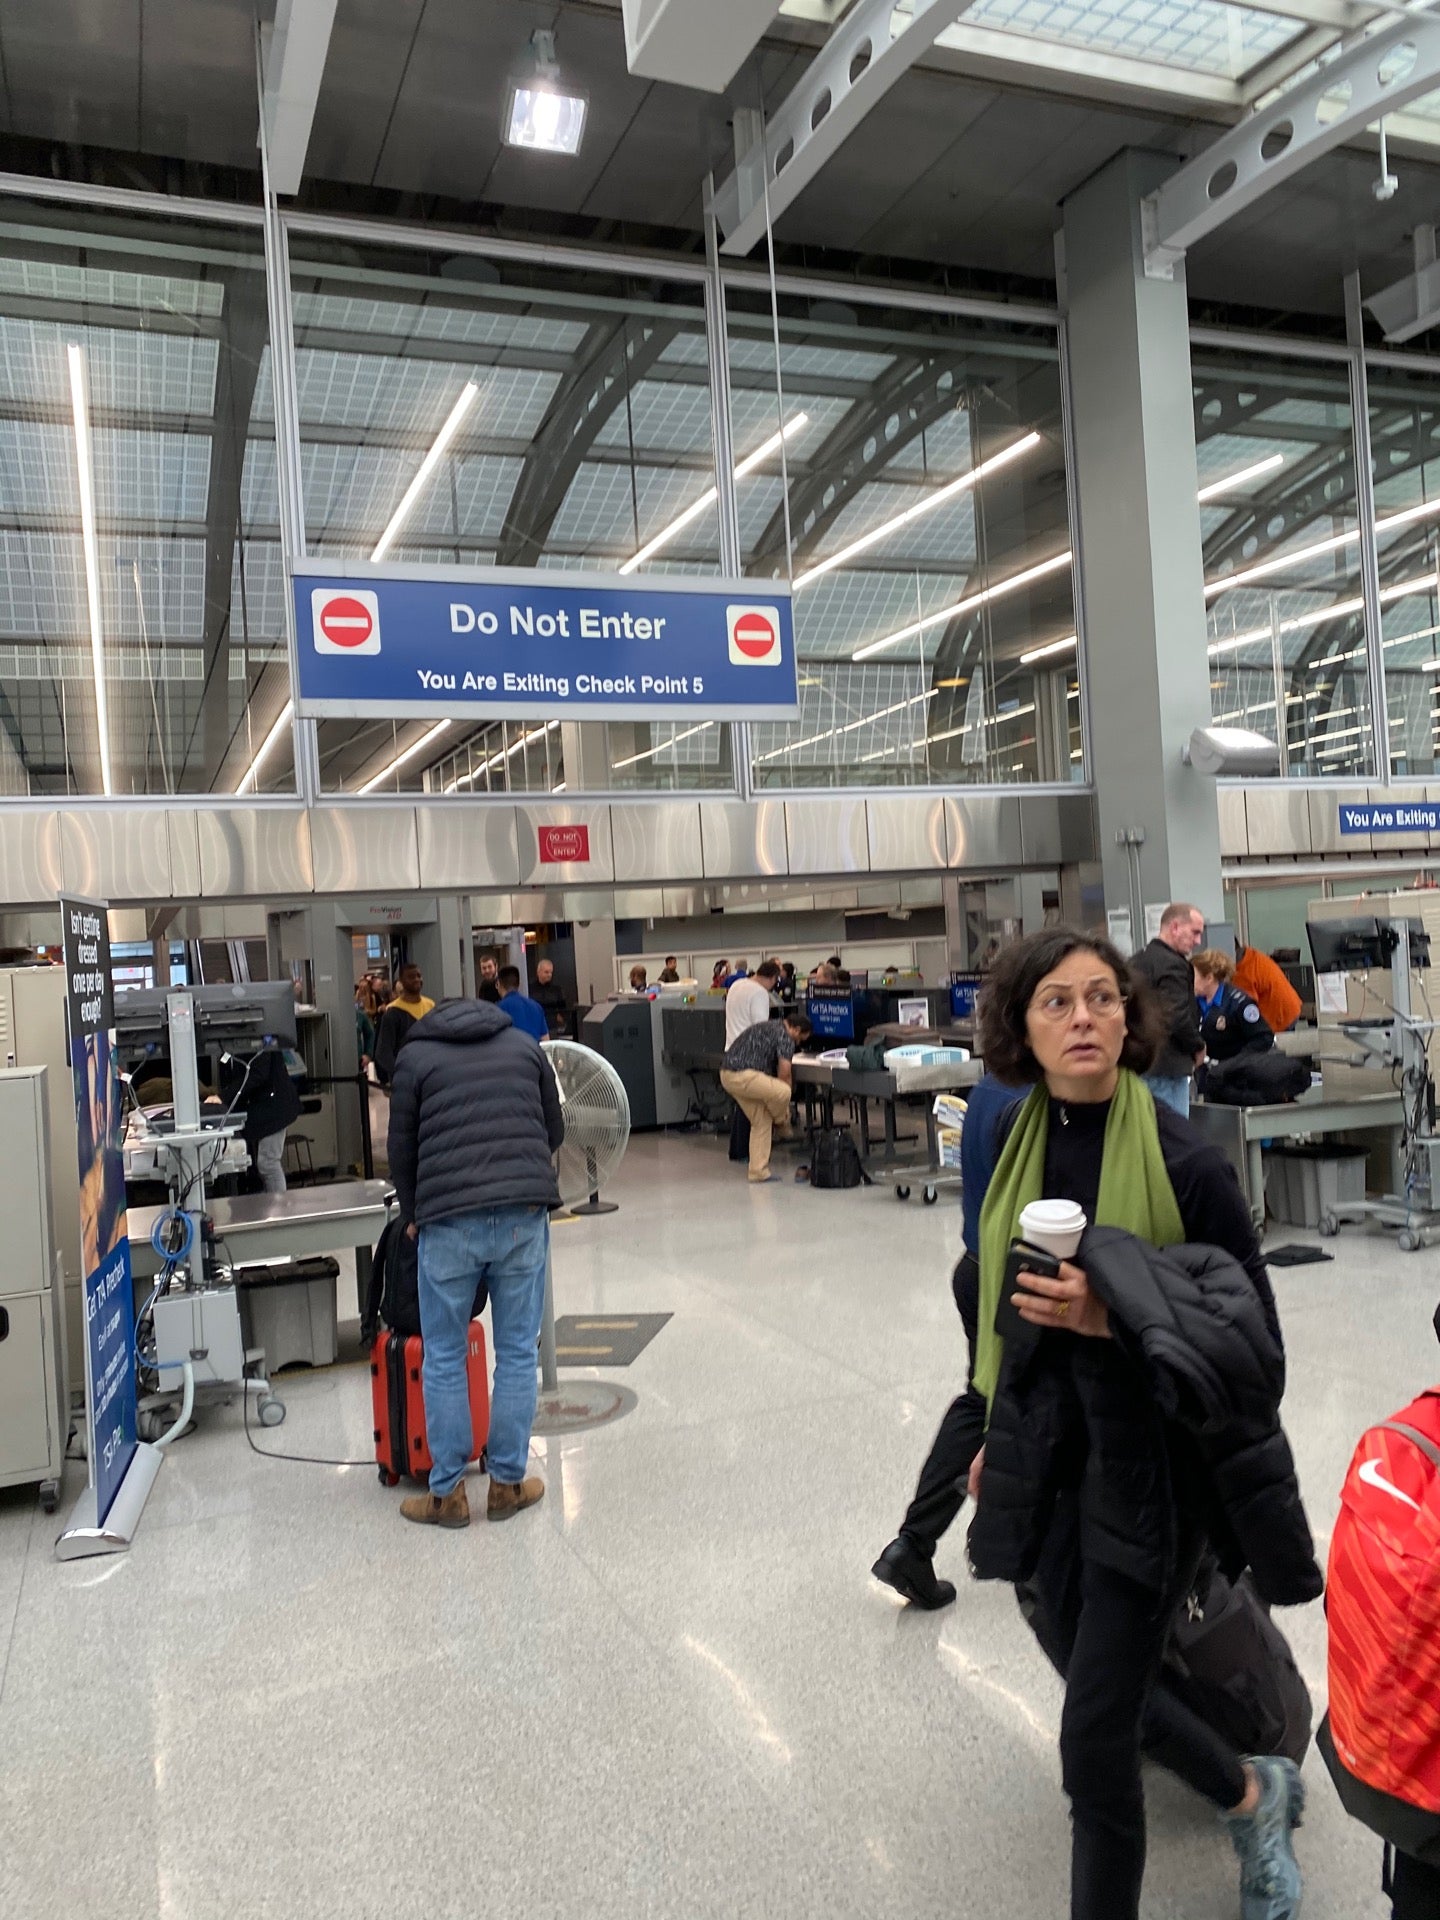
[
  {"xmin": 1263, "ymin": 1145, "xmax": 1367, "ymax": 1228},
  {"xmin": 238, "ymin": 1256, "xmax": 341, "ymax": 1370}
]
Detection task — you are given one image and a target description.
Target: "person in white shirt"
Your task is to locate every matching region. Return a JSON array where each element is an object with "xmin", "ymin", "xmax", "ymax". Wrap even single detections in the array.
[{"xmin": 726, "ymin": 958, "xmax": 780, "ymax": 1050}]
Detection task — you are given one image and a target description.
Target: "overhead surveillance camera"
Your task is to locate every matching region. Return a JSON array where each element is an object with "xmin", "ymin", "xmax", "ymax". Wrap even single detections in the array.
[{"xmin": 1183, "ymin": 725, "xmax": 1281, "ymax": 777}]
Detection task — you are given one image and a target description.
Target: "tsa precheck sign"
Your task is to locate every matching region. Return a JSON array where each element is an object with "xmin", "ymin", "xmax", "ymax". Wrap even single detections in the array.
[{"xmin": 291, "ymin": 561, "xmax": 799, "ymax": 722}]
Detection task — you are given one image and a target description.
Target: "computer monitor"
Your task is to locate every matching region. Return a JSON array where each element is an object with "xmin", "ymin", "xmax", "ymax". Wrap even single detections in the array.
[
  {"xmin": 114, "ymin": 981, "xmax": 298, "ymax": 1063},
  {"xmin": 1306, "ymin": 917, "xmax": 1430, "ymax": 975}
]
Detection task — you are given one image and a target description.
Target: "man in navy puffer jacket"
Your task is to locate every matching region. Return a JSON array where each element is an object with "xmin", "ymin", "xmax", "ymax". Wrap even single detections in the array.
[{"xmin": 388, "ymin": 997, "xmax": 565, "ymax": 1529}]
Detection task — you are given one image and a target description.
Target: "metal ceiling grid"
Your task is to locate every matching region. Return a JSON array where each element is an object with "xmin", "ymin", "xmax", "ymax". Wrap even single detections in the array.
[
  {"xmin": 791, "ymin": 566, "xmax": 974, "ymax": 659},
  {"xmin": 591, "ymin": 375, "xmax": 716, "ymax": 458},
  {"xmin": 0, "ymin": 419, "xmax": 87, "ymax": 522},
  {"xmin": 726, "ymin": 385, "xmax": 852, "ymax": 449},
  {"xmin": 92, "ymin": 427, "xmax": 211, "ymax": 528},
  {"xmin": 98, "ymin": 536, "xmax": 207, "ymax": 645},
  {"xmin": 883, "ymin": 407, "xmax": 976, "ymax": 474},
  {"xmin": 291, "ymin": 349, "xmax": 556, "ymax": 442},
  {"xmin": 0, "ymin": 316, "xmax": 218, "ymax": 415},
  {"xmin": 751, "ymin": 659, "xmax": 933, "ymax": 768},
  {"xmin": 548, "ymin": 458, "xmax": 723, "ymax": 556},
  {"xmin": 0, "ymin": 529, "xmax": 85, "ymax": 637},
  {"xmin": 291, "ymin": 289, "xmax": 588, "ymax": 357},
  {"xmin": 0, "ymin": 254, "xmax": 225, "ymax": 319},
  {"xmin": 726, "ymin": 333, "xmax": 898, "ymax": 384},
  {"xmin": 239, "ymin": 439, "xmax": 281, "ymax": 527},
  {"xmin": 808, "ymin": 474, "xmax": 980, "ymax": 568},
  {"xmin": 953, "ymin": 0, "xmax": 1302, "ymax": 78}
]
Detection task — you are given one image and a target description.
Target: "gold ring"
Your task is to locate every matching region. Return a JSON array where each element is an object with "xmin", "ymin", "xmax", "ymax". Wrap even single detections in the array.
[{"xmin": 1054, "ymin": 1300, "xmax": 1070, "ymax": 1319}]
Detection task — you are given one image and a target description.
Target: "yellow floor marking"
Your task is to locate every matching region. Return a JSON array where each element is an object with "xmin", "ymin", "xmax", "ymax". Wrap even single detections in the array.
[
  {"xmin": 556, "ymin": 1344, "xmax": 614, "ymax": 1357},
  {"xmin": 573, "ymin": 1320, "xmax": 638, "ymax": 1330}
]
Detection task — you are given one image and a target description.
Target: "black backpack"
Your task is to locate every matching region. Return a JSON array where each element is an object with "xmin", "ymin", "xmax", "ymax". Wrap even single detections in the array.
[
  {"xmin": 1201, "ymin": 1049, "xmax": 1311, "ymax": 1107},
  {"xmin": 361, "ymin": 1213, "xmax": 487, "ymax": 1343},
  {"xmin": 810, "ymin": 1127, "xmax": 866, "ymax": 1189}
]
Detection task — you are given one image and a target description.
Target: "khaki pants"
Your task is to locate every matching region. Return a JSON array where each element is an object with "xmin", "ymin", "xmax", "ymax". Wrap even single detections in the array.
[{"xmin": 720, "ymin": 1069, "xmax": 791, "ymax": 1179}]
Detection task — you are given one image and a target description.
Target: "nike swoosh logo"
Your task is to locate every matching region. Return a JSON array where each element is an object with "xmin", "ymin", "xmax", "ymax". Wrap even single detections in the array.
[{"xmin": 1359, "ymin": 1458, "xmax": 1422, "ymax": 1511}]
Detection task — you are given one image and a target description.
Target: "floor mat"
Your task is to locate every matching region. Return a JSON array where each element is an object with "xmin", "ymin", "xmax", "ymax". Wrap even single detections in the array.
[
  {"xmin": 1265, "ymin": 1243, "xmax": 1335, "ymax": 1267},
  {"xmin": 553, "ymin": 1312, "xmax": 672, "ymax": 1366}
]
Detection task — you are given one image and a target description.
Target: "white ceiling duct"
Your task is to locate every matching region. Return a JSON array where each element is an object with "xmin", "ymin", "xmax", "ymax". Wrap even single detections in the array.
[{"xmin": 622, "ymin": 0, "xmax": 787, "ymax": 91}]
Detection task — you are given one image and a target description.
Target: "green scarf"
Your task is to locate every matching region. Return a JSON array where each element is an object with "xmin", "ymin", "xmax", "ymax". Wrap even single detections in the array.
[{"xmin": 973, "ymin": 1068, "xmax": 1185, "ymax": 1405}]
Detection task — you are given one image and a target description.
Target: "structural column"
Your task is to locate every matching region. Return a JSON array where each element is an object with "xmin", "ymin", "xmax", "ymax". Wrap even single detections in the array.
[{"xmin": 1061, "ymin": 150, "xmax": 1223, "ymax": 932}]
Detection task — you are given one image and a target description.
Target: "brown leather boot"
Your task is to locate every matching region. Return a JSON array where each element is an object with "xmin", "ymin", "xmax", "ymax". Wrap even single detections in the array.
[
  {"xmin": 400, "ymin": 1482, "xmax": 470, "ymax": 1528},
  {"xmin": 487, "ymin": 1475, "xmax": 545, "ymax": 1521}
]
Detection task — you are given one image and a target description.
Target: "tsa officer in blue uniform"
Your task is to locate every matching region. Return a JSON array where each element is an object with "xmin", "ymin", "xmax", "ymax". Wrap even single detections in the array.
[{"xmin": 1192, "ymin": 948, "xmax": 1274, "ymax": 1063}]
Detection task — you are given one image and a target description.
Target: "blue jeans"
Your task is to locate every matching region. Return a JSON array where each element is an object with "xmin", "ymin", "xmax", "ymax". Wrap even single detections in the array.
[
  {"xmin": 1145, "ymin": 1073, "xmax": 1191, "ymax": 1120},
  {"xmin": 417, "ymin": 1205, "xmax": 550, "ymax": 1495}
]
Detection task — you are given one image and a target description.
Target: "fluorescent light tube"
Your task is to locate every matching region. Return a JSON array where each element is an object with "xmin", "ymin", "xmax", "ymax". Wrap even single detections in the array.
[
  {"xmin": 357, "ymin": 719, "xmax": 452, "ymax": 794},
  {"xmin": 619, "ymin": 414, "xmax": 809, "ymax": 575},
  {"xmin": 1196, "ymin": 453, "xmax": 1285, "ymax": 503},
  {"xmin": 371, "ymin": 382, "xmax": 478, "ymax": 561},
  {"xmin": 67, "ymin": 343, "xmax": 112, "ymax": 796},
  {"xmin": 236, "ymin": 699, "xmax": 294, "ymax": 795},
  {"xmin": 1019, "ymin": 634, "xmax": 1077, "ymax": 665},
  {"xmin": 793, "ymin": 431, "xmax": 1040, "ymax": 592},
  {"xmin": 611, "ymin": 722, "xmax": 712, "ymax": 769},
  {"xmin": 852, "ymin": 550, "xmax": 1072, "ymax": 661}
]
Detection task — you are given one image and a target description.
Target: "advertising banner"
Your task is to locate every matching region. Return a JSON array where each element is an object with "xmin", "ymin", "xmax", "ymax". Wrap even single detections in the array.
[
  {"xmin": 61, "ymin": 896, "xmax": 137, "ymax": 1527},
  {"xmin": 291, "ymin": 560, "xmax": 798, "ymax": 723}
]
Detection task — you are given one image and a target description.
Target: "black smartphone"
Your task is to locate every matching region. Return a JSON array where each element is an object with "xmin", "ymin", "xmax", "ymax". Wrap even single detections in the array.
[{"xmin": 993, "ymin": 1239, "xmax": 1063, "ymax": 1344}]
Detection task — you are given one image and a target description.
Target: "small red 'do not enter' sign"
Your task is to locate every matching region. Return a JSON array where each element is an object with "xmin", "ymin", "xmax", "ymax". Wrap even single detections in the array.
[
  {"xmin": 318, "ymin": 596, "xmax": 374, "ymax": 647},
  {"xmin": 538, "ymin": 824, "xmax": 590, "ymax": 864}
]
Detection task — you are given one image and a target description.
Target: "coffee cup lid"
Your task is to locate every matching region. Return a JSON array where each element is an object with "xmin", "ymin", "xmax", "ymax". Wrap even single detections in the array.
[{"xmin": 1019, "ymin": 1199, "xmax": 1087, "ymax": 1232}]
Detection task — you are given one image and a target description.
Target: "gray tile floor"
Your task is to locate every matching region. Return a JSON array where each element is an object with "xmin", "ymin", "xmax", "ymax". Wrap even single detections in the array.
[{"xmin": 0, "ymin": 1129, "xmax": 1427, "ymax": 1918}]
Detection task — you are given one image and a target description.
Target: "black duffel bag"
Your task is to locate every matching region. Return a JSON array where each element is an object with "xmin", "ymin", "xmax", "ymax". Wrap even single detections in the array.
[
  {"xmin": 1201, "ymin": 1049, "xmax": 1311, "ymax": 1107},
  {"xmin": 810, "ymin": 1127, "xmax": 866, "ymax": 1189},
  {"xmin": 1164, "ymin": 1561, "xmax": 1313, "ymax": 1768}
]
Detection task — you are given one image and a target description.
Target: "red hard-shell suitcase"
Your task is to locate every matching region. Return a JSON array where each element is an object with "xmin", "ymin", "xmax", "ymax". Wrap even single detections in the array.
[{"xmin": 371, "ymin": 1323, "xmax": 490, "ymax": 1487}]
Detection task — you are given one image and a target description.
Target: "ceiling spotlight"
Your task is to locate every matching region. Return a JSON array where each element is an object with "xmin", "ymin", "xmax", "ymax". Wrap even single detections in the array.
[{"xmin": 504, "ymin": 31, "xmax": 587, "ymax": 156}]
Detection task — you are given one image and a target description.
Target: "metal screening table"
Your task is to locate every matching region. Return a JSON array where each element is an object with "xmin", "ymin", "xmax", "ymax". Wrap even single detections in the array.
[
  {"xmin": 1187, "ymin": 1091, "xmax": 1405, "ymax": 1231},
  {"xmin": 129, "ymin": 1180, "xmax": 392, "ymax": 1279}
]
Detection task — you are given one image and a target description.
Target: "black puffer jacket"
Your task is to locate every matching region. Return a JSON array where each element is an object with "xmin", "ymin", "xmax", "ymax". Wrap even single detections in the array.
[
  {"xmin": 970, "ymin": 1226, "xmax": 1322, "ymax": 1607},
  {"xmin": 387, "ymin": 999, "xmax": 564, "ymax": 1226}
]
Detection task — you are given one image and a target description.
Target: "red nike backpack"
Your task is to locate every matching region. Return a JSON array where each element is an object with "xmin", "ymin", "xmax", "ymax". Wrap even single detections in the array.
[{"xmin": 1319, "ymin": 1383, "xmax": 1440, "ymax": 1866}]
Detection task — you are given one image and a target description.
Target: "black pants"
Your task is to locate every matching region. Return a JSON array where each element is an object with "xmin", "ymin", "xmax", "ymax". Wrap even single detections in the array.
[
  {"xmin": 1059, "ymin": 1555, "xmax": 1174, "ymax": 1920},
  {"xmin": 898, "ymin": 1253, "xmax": 986, "ymax": 1556},
  {"xmin": 1030, "ymin": 1506, "xmax": 1247, "ymax": 1851},
  {"xmin": 1390, "ymin": 1848, "xmax": 1440, "ymax": 1918}
]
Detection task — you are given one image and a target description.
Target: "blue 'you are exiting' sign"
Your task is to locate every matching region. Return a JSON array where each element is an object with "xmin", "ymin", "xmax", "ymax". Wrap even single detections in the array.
[
  {"xmin": 291, "ymin": 561, "xmax": 798, "ymax": 723},
  {"xmin": 1339, "ymin": 802, "xmax": 1440, "ymax": 836}
]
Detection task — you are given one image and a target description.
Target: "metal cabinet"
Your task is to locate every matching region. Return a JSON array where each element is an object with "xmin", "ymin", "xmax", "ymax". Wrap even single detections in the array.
[{"xmin": 0, "ymin": 1067, "xmax": 67, "ymax": 1510}]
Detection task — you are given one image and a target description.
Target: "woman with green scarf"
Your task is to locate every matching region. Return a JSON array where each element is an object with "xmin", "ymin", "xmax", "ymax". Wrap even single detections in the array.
[{"xmin": 966, "ymin": 927, "xmax": 1313, "ymax": 1920}]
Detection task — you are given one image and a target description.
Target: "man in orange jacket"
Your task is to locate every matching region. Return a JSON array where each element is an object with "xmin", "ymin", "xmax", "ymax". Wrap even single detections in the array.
[{"xmin": 1232, "ymin": 944, "xmax": 1302, "ymax": 1033}]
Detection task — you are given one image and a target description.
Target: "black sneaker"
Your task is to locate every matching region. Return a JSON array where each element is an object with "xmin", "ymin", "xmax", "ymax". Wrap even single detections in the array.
[{"xmin": 871, "ymin": 1535, "xmax": 957, "ymax": 1610}]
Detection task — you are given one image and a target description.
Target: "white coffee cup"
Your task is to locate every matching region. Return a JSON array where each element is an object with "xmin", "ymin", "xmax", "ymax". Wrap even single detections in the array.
[{"xmin": 1017, "ymin": 1198, "xmax": 1087, "ymax": 1262}]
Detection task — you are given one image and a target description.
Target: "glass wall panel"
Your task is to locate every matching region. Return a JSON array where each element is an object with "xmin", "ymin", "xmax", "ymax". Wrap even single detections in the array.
[
  {"xmin": 1197, "ymin": 345, "xmax": 1372, "ymax": 778},
  {"xmin": 1367, "ymin": 358, "xmax": 1440, "ymax": 777},
  {"xmin": 722, "ymin": 286, "xmax": 1079, "ymax": 790},
  {"xmin": 0, "ymin": 198, "xmax": 288, "ymax": 795},
  {"xmin": 287, "ymin": 231, "xmax": 731, "ymax": 795}
]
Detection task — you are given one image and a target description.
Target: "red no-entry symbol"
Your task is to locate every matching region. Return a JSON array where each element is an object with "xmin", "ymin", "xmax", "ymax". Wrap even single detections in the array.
[
  {"xmin": 319, "ymin": 596, "xmax": 374, "ymax": 647},
  {"xmin": 727, "ymin": 603, "xmax": 782, "ymax": 666},
  {"xmin": 311, "ymin": 587, "xmax": 382, "ymax": 656}
]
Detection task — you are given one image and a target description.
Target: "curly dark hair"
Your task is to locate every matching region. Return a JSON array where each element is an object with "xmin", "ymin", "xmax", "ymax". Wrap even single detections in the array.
[{"xmin": 976, "ymin": 927, "xmax": 1164, "ymax": 1085}]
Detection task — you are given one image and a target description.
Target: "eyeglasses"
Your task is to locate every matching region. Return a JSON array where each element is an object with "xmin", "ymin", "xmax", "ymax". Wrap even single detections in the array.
[{"xmin": 1029, "ymin": 985, "xmax": 1128, "ymax": 1022}]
